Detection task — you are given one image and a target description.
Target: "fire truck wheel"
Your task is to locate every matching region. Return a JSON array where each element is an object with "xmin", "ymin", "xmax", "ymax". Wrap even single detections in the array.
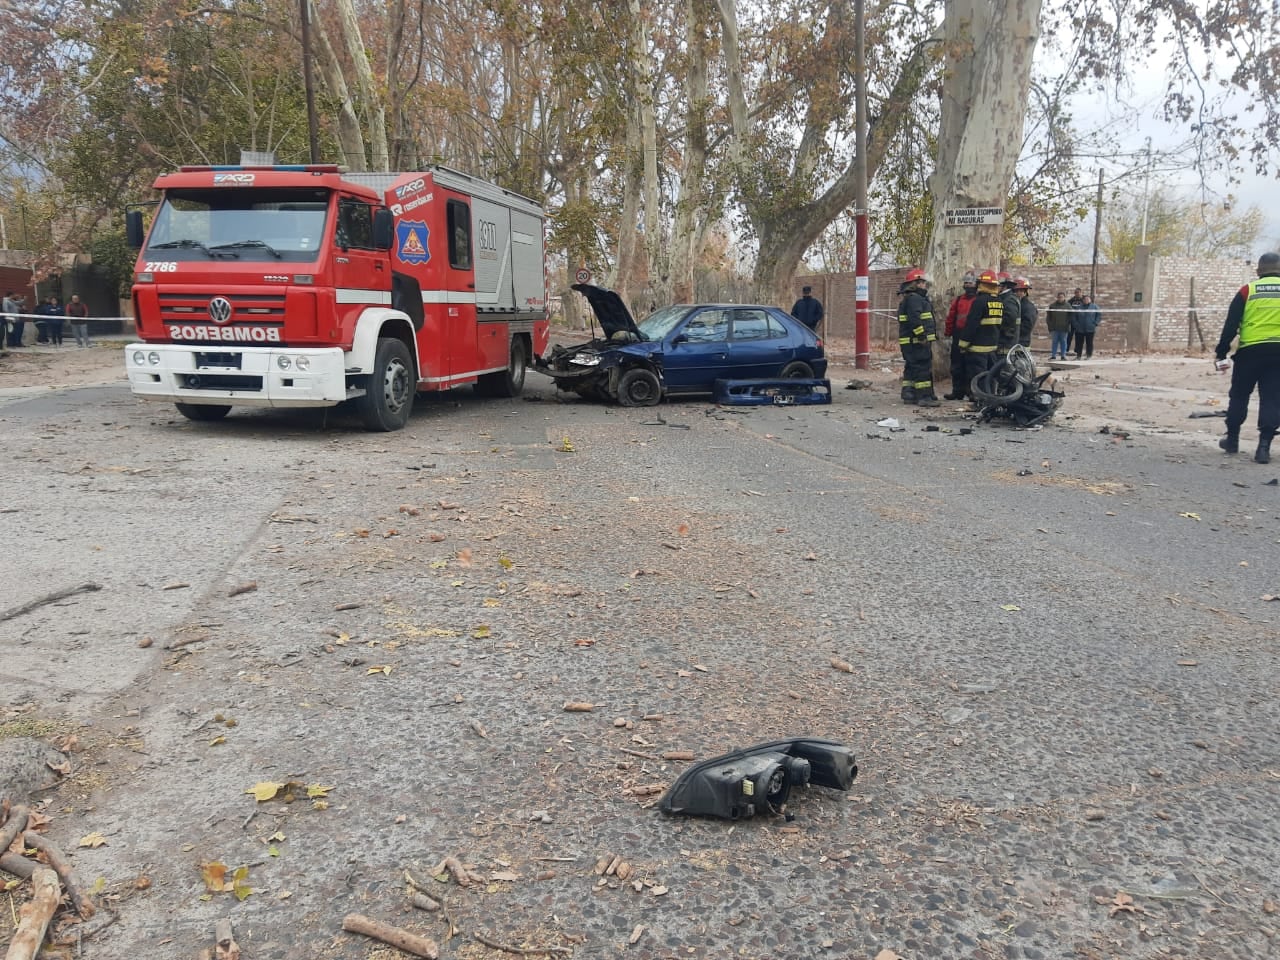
[
  {"xmin": 617, "ymin": 367, "xmax": 662, "ymax": 407},
  {"xmin": 356, "ymin": 337, "xmax": 415, "ymax": 431},
  {"xmin": 174, "ymin": 403, "xmax": 232, "ymax": 422},
  {"xmin": 477, "ymin": 337, "xmax": 527, "ymax": 398}
]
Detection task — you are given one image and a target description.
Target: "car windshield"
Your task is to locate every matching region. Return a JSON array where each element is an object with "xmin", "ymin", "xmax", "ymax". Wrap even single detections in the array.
[
  {"xmin": 146, "ymin": 187, "xmax": 330, "ymax": 262},
  {"xmin": 636, "ymin": 304, "xmax": 693, "ymax": 340}
]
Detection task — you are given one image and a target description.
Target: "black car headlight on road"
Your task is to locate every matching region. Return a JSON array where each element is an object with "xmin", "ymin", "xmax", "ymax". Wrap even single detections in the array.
[{"xmin": 659, "ymin": 737, "xmax": 857, "ymax": 820}]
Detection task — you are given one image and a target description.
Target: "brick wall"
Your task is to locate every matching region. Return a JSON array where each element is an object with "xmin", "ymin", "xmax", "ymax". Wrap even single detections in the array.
[{"xmin": 797, "ymin": 253, "xmax": 1258, "ymax": 353}]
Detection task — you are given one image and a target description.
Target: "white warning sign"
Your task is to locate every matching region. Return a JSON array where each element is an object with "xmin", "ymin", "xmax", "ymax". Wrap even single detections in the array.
[{"xmin": 945, "ymin": 207, "xmax": 1004, "ymax": 227}]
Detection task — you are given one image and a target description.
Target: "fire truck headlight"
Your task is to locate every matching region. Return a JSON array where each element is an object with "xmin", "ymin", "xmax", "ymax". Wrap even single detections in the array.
[
  {"xmin": 295, "ymin": 356, "xmax": 311, "ymax": 372},
  {"xmin": 277, "ymin": 356, "xmax": 293, "ymax": 370},
  {"xmin": 147, "ymin": 352, "xmax": 161, "ymax": 366},
  {"xmin": 132, "ymin": 351, "xmax": 147, "ymax": 365}
]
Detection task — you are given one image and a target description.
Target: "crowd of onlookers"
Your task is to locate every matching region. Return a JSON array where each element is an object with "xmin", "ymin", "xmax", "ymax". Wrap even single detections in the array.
[
  {"xmin": 1043, "ymin": 287, "xmax": 1103, "ymax": 360},
  {"xmin": 2, "ymin": 293, "xmax": 95, "ymax": 350}
]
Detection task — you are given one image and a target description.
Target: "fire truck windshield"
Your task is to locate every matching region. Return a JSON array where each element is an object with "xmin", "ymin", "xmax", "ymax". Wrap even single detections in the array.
[{"xmin": 147, "ymin": 187, "xmax": 330, "ymax": 262}]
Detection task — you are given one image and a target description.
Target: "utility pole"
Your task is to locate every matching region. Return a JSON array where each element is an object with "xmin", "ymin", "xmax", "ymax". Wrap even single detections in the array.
[
  {"xmin": 1090, "ymin": 168, "xmax": 1104, "ymax": 298},
  {"xmin": 1139, "ymin": 137, "xmax": 1152, "ymax": 246},
  {"xmin": 852, "ymin": 0, "xmax": 869, "ymax": 369},
  {"xmin": 300, "ymin": 0, "xmax": 320, "ymax": 163}
]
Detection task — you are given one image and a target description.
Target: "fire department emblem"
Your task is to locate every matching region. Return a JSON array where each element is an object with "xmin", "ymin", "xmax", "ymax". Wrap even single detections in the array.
[
  {"xmin": 396, "ymin": 221, "xmax": 430, "ymax": 265},
  {"xmin": 208, "ymin": 296, "xmax": 233, "ymax": 324}
]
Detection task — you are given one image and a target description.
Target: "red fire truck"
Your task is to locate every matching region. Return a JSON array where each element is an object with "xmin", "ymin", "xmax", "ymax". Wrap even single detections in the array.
[{"xmin": 124, "ymin": 164, "xmax": 548, "ymax": 430}]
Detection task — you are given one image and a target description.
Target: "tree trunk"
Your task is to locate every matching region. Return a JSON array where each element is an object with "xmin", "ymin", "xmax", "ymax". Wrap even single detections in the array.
[
  {"xmin": 670, "ymin": 0, "xmax": 712, "ymax": 303},
  {"xmin": 629, "ymin": 0, "xmax": 668, "ymax": 308},
  {"xmin": 309, "ymin": 10, "xmax": 368, "ymax": 170},
  {"xmin": 331, "ymin": 0, "xmax": 389, "ymax": 171},
  {"xmin": 925, "ymin": 0, "xmax": 1042, "ymax": 322}
]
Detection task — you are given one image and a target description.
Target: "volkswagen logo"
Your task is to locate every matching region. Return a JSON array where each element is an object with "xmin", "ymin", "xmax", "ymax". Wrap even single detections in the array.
[{"xmin": 208, "ymin": 297, "xmax": 233, "ymax": 324}]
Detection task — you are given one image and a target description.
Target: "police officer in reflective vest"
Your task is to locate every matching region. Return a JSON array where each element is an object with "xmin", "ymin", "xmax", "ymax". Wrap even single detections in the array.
[
  {"xmin": 959, "ymin": 270, "xmax": 1003, "ymax": 394},
  {"xmin": 1215, "ymin": 251, "xmax": 1280, "ymax": 464},
  {"xmin": 897, "ymin": 268, "xmax": 939, "ymax": 406}
]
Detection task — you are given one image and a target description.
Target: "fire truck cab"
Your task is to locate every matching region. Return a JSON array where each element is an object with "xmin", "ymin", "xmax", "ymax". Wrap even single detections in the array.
[{"xmin": 125, "ymin": 164, "xmax": 548, "ymax": 431}]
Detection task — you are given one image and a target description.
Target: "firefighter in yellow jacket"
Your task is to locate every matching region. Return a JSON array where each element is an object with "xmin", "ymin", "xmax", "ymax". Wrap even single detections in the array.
[
  {"xmin": 958, "ymin": 269, "xmax": 1003, "ymax": 396},
  {"xmin": 1215, "ymin": 251, "xmax": 1280, "ymax": 464},
  {"xmin": 897, "ymin": 268, "xmax": 939, "ymax": 407}
]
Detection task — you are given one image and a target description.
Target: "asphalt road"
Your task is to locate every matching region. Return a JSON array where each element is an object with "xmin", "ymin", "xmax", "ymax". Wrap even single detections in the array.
[{"xmin": 1, "ymin": 376, "xmax": 1277, "ymax": 960}]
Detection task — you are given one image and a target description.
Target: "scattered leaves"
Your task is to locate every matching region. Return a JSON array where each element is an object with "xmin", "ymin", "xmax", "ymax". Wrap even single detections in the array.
[
  {"xmin": 1000, "ymin": 604, "xmax": 1020, "ymax": 612},
  {"xmin": 472, "ymin": 625, "xmax": 491, "ymax": 639},
  {"xmin": 78, "ymin": 832, "xmax": 108, "ymax": 848},
  {"xmin": 556, "ymin": 436, "xmax": 575, "ymax": 452},
  {"xmin": 1178, "ymin": 512, "xmax": 1201, "ymax": 521},
  {"xmin": 367, "ymin": 665, "xmax": 393, "ymax": 676},
  {"xmin": 1099, "ymin": 891, "xmax": 1144, "ymax": 917}
]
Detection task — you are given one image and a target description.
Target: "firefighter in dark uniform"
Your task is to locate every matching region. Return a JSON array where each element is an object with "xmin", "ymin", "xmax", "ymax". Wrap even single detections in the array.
[
  {"xmin": 943, "ymin": 272, "xmax": 978, "ymax": 400},
  {"xmin": 1215, "ymin": 251, "xmax": 1280, "ymax": 464},
  {"xmin": 1015, "ymin": 276, "xmax": 1038, "ymax": 347},
  {"xmin": 997, "ymin": 272, "xmax": 1021, "ymax": 350},
  {"xmin": 896, "ymin": 268, "xmax": 939, "ymax": 406},
  {"xmin": 959, "ymin": 269, "xmax": 1003, "ymax": 394}
]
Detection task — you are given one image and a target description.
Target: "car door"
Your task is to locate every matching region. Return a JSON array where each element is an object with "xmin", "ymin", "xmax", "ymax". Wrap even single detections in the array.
[
  {"xmin": 661, "ymin": 307, "xmax": 730, "ymax": 391},
  {"xmin": 727, "ymin": 308, "xmax": 790, "ymax": 378}
]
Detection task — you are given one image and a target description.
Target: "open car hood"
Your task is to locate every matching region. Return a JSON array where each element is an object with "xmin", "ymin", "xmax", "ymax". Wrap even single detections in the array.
[{"xmin": 571, "ymin": 283, "xmax": 643, "ymax": 341}]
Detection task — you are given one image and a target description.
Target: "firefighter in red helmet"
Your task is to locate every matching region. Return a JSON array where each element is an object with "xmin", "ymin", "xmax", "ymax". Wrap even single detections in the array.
[
  {"xmin": 959, "ymin": 269, "xmax": 1003, "ymax": 394},
  {"xmin": 897, "ymin": 268, "xmax": 939, "ymax": 406}
]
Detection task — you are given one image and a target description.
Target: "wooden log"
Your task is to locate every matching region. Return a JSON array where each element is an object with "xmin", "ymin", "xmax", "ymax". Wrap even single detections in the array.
[
  {"xmin": 341, "ymin": 914, "xmax": 439, "ymax": 959},
  {"xmin": 22, "ymin": 832, "xmax": 95, "ymax": 918},
  {"xmin": 0, "ymin": 806, "xmax": 30, "ymax": 855},
  {"xmin": 4, "ymin": 865, "xmax": 61, "ymax": 960}
]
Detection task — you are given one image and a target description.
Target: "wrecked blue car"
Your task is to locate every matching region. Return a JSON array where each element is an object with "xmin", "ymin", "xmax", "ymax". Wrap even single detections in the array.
[{"xmin": 535, "ymin": 283, "xmax": 828, "ymax": 406}]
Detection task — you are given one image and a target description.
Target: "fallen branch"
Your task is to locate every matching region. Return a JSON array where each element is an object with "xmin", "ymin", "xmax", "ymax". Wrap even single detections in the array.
[
  {"xmin": 342, "ymin": 914, "xmax": 439, "ymax": 959},
  {"xmin": 431, "ymin": 855, "xmax": 484, "ymax": 887},
  {"xmin": 5, "ymin": 865, "xmax": 61, "ymax": 960},
  {"xmin": 22, "ymin": 832, "xmax": 95, "ymax": 918},
  {"xmin": 0, "ymin": 805, "xmax": 30, "ymax": 854},
  {"xmin": 473, "ymin": 931, "xmax": 572, "ymax": 956},
  {"xmin": 0, "ymin": 852, "xmax": 34, "ymax": 879},
  {"xmin": 0, "ymin": 583, "xmax": 102, "ymax": 624},
  {"xmin": 50, "ymin": 907, "xmax": 119, "ymax": 948}
]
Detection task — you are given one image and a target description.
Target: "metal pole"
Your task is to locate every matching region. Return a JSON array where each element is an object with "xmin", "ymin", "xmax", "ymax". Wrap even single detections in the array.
[
  {"xmin": 300, "ymin": 0, "xmax": 320, "ymax": 163},
  {"xmin": 1090, "ymin": 168, "xmax": 1103, "ymax": 298},
  {"xmin": 853, "ymin": 0, "xmax": 870, "ymax": 369}
]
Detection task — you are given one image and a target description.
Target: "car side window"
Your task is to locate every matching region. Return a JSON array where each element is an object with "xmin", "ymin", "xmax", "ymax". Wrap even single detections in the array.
[
  {"xmin": 683, "ymin": 309, "xmax": 729, "ymax": 342},
  {"xmin": 731, "ymin": 309, "xmax": 776, "ymax": 341}
]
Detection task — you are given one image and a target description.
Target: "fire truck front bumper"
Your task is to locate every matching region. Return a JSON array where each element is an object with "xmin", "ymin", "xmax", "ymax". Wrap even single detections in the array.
[{"xmin": 125, "ymin": 343, "xmax": 352, "ymax": 407}]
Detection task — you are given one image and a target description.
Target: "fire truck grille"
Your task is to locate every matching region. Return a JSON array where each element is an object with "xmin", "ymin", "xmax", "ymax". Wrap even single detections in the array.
[
  {"xmin": 159, "ymin": 292, "xmax": 286, "ymax": 323},
  {"xmin": 181, "ymin": 373, "xmax": 264, "ymax": 392}
]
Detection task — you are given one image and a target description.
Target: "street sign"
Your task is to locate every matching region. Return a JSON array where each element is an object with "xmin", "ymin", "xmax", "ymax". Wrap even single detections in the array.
[
  {"xmin": 575, "ymin": 267, "xmax": 591, "ymax": 284},
  {"xmin": 944, "ymin": 207, "xmax": 1004, "ymax": 226}
]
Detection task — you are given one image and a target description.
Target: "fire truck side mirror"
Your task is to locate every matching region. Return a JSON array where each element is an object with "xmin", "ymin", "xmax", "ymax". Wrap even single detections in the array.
[
  {"xmin": 125, "ymin": 210, "xmax": 145, "ymax": 249},
  {"xmin": 372, "ymin": 208, "xmax": 394, "ymax": 251}
]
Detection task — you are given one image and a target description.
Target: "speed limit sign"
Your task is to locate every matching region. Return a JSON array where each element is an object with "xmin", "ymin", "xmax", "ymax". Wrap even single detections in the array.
[{"xmin": 575, "ymin": 267, "xmax": 591, "ymax": 284}]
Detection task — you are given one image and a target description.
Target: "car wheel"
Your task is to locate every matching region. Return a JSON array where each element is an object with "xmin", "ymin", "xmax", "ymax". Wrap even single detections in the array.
[
  {"xmin": 355, "ymin": 337, "xmax": 415, "ymax": 431},
  {"xmin": 175, "ymin": 403, "xmax": 232, "ymax": 421},
  {"xmin": 477, "ymin": 337, "xmax": 527, "ymax": 397},
  {"xmin": 780, "ymin": 361, "xmax": 814, "ymax": 378},
  {"xmin": 617, "ymin": 367, "xmax": 662, "ymax": 407}
]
